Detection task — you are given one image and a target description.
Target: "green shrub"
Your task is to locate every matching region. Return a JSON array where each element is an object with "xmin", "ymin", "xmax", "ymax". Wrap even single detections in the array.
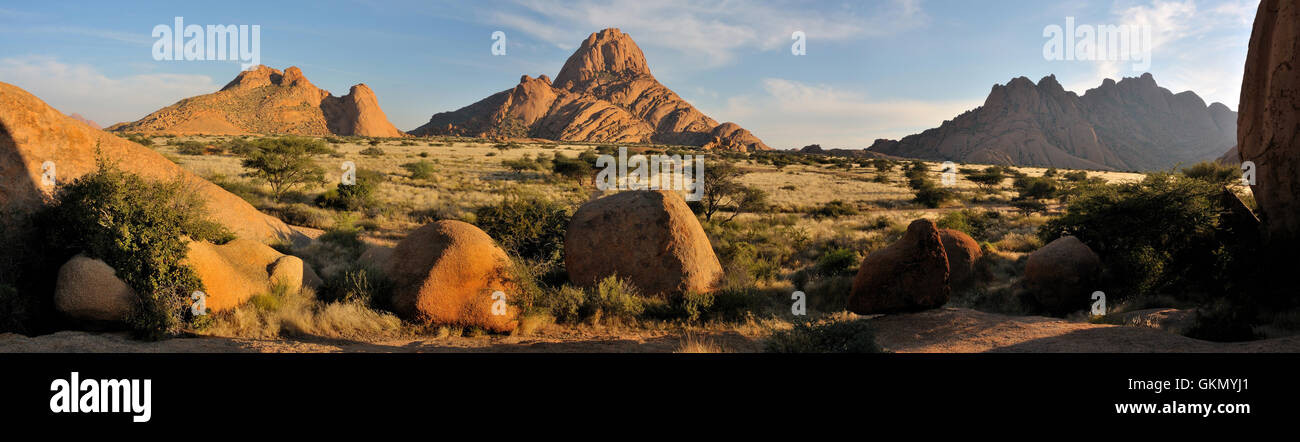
[
  {"xmin": 586, "ymin": 275, "xmax": 644, "ymax": 322},
  {"xmin": 474, "ymin": 196, "xmax": 571, "ymax": 263},
  {"xmin": 401, "ymin": 160, "xmax": 437, "ymax": 180},
  {"xmin": 40, "ymin": 158, "xmax": 233, "ymax": 339},
  {"xmin": 816, "ymin": 248, "xmax": 859, "ymax": 276},
  {"xmin": 1181, "ymin": 161, "xmax": 1240, "ymax": 185},
  {"xmin": 1013, "ymin": 176, "xmax": 1059, "ymax": 200},
  {"xmin": 1062, "ymin": 170, "xmax": 1088, "ymax": 182},
  {"xmin": 174, "ymin": 140, "xmax": 206, "ymax": 155},
  {"xmin": 765, "ymin": 317, "xmax": 883, "ymax": 353},
  {"xmin": 1038, "ymin": 173, "xmax": 1245, "ymax": 304},
  {"xmin": 546, "ymin": 286, "xmax": 588, "ymax": 324},
  {"xmin": 937, "ymin": 209, "xmax": 1001, "ymax": 241},
  {"xmin": 316, "ymin": 169, "xmax": 382, "ymax": 211},
  {"xmin": 810, "ymin": 200, "xmax": 858, "ymax": 219}
]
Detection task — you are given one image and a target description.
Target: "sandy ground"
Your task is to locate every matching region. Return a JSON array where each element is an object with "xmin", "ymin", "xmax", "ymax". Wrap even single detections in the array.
[{"xmin": 3, "ymin": 308, "xmax": 1298, "ymax": 353}]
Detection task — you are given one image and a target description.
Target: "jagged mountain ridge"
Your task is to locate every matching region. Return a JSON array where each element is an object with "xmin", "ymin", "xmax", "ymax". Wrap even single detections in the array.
[
  {"xmin": 868, "ymin": 73, "xmax": 1236, "ymax": 171},
  {"xmin": 410, "ymin": 28, "xmax": 769, "ymax": 152}
]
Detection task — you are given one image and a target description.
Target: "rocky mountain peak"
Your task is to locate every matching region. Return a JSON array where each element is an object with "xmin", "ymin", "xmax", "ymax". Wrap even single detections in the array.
[{"xmin": 553, "ymin": 28, "xmax": 653, "ymax": 91}]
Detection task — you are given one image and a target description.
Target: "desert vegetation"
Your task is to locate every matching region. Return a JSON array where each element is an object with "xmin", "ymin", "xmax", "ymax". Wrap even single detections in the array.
[{"xmin": 3, "ymin": 130, "xmax": 1289, "ymax": 353}]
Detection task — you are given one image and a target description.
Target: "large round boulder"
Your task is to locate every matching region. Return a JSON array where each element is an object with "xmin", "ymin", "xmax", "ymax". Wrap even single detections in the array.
[
  {"xmin": 1024, "ymin": 236, "xmax": 1101, "ymax": 315},
  {"xmin": 848, "ymin": 219, "xmax": 950, "ymax": 314},
  {"xmin": 939, "ymin": 228, "xmax": 982, "ymax": 290},
  {"xmin": 385, "ymin": 220, "xmax": 518, "ymax": 332},
  {"xmin": 565, "ymin": 190, "xmax": 723, "ymax": 296},
  {"xmin": 184, "ymin": 239, "xmax": 305, "ymax": 312},
  {"xmin": 1239, "ymin": 0, "xmax": 1300, "ymax": 246},
  {"xmin": 54, "ymin": 255, "xmax": 136, "ymax": 324}
]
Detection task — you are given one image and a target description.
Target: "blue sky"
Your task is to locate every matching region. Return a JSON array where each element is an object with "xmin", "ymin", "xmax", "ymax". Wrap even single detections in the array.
[{"xmin": 0, "ymin": 0, "xmax": 1257, "ymax": 149}]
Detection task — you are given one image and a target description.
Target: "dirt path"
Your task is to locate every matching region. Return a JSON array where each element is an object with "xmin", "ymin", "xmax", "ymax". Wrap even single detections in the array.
[
  {"xmin": 870, "ymin": 308, "xmax": 1300, "ymax": 353},
  {"xmin": 2, "ymin": 308, "xmax": 1297, "ymax": 353}
]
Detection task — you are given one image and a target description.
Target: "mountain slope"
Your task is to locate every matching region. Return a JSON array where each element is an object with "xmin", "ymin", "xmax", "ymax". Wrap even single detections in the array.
[
  {"xmin": 410, "ymin": 28, "xmax": 769, "ymax": 152},
  {"xmin": 109, "ymin": 66, "xmax": 405, "ymax": 137},
  {"xmin": 868, "ymin": 74, "xmax": 1236, "ymax": 171}
]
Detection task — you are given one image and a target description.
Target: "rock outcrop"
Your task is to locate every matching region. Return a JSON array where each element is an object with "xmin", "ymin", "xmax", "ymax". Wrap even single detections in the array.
[
  {"xmin": 848, "ymin": 219, "xmax": 950, "ymax": 314},
  {"xmin": 185, "ymin": 239, "xmax": 305, "ymax": 312},
  {"xmin": 108, "ymin": 66, "xmax": 405, "ymax": 137},
  {"xmin": 939, "ymin": 229, "xmax": 982, "ymax": 290},
  {"xmin": 54, "ymin": 255, "xmax": 136, "ymax": 324},
  {"xmin": 1239, "ymin": 0, "xmax": 1300, "ymax": 246},
  {"xmin": 1024, "ymin": 236, "xmax": 1101, "ymax": 315},
  {"xmin": 0, "ymin": 81, "xmax": 303, "ymax": 244},
  {"xmin": 868, "ymin": 74, "xmax": 1237, "ymax": 171},
  {"xmin": 385, "ymin": 220, "xmax": 518, "ymax": 332},
  {"xmin": 411, "ymin": 28, "xmax": 770, "ymax": 152},
  {"xmin": 565, "ymin": 190, "xmax": 724, "ymax": 296}
]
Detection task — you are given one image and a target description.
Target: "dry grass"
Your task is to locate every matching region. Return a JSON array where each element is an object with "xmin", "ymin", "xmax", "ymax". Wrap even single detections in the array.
[
  {"xmin": 674, "ymin": 333, "xmax": 728, "ymax": 353},
  {"xmin": 203, "ymin": 286, "xmax": 403, "ymax": 340}
]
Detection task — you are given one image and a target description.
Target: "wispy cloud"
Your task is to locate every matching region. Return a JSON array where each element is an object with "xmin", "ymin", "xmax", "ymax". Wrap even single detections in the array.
[
  {"xmin": 0, "ymin": 56, "xmax": 218, "ymax": 126},
  {"xmin": 702, "ymin": 78, "xmax": 982, "ymax": 149},
  {"xmin": 1066, "ymin": 0, "xmax": 1254, "ymax": 108},
  {"xmin": 484, "ymin": 0, "xmax": 928, "ymax": 67}
]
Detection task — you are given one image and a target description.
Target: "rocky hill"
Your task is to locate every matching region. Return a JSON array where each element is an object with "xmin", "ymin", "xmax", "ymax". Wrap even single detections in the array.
[
  {"xmin": 410, "ymin": 28, "xmax": 769, "ymax": 152},
  {"xmin": 0, "ymin": 81, "xmax": 304, "ymax": 244},
  {"xmin": 108, "ymin": 66, "xmax": 405, "ymax": 137},
  {"xmin": 868, "ymin": 74, "xmax": 1237, "ymax": 171}
]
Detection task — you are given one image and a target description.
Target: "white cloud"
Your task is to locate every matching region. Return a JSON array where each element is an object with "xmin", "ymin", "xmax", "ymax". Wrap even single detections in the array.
[
  {"xmin": 1065, "ymin": 0, "xmax": 1254, "ymax": 108},
  {"xmin": 0, "ymin": 56, "xmax": 218, "ymax": 126},
  {"xmin": 487, "ymin": 0, "xmax": 927, "ymax": 67},
  {"xmin": 702, "ymin": 78, "xmax": 982, "ymax": 149}
]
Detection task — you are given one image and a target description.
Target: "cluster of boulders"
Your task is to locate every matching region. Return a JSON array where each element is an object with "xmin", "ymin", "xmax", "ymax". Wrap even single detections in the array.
[
  {"xmin": 364, "ymin": 190, "xmax": 724, "ymax": 333},
  {"xmin": 54, "ymin": 239, "xmax": 320, "ymax": 326},
  {"xmin": 846, "ymin": 220, "xmax": 984, "ymax": 314},
  {"xmin": 846, "ymin": 217, "xmax": 1104, "ymax": 317}
]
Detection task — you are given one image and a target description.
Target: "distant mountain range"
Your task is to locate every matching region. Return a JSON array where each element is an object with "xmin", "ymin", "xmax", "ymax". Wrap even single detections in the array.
[
  {"xmin": 410, "ymin": 28, "xmax": 770, "ymax": 152},
  {"xmin": 866, "ymin": 73, "xmax": 1236, "ymax": 171}
]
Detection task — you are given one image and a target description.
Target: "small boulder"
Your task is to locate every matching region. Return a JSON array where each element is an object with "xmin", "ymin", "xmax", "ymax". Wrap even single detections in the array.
[
  {"xmin": 184, "ymin": 239, "xmax": 304, "ymax": 312},
  {"xmin": 848, "ymin": 219, "xmax": 950, "ymax": 314},
  {"xmin": 939, "ymin": 229, "xmax": 982, "ymax": 290},
  {"xmin": 565, "ymin": 190, "xmax": 723, "ymax": 296},
  {"xmin": 54, "ymin": 255, "xmax": 136, "ymax": 324},
  {"xmin": 385, "ymin": 220, "xmax": 518, "ymax": 332},
  {"xmin": 1024, "ymin": 236, "xmax": 1101, "ymax": 315}
]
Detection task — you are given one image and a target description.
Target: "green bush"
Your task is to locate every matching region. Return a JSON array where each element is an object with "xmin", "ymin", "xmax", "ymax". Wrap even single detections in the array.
[
  {"xmin": 40, "ymin": 158, "xmax": 233, "ymax": 339},
  {"xmin": 810, "ymin": 200, "xmax": 858, "ymax": 219},
  {"xmin": 1038, "ymin": 173, "xmax": 1245, "ymax": 304},
  {"xmin": 765, "ymin": 317, "xmax": 883, "ymax": 353},
  {"xmin": 316, "ymin": 169, "xmax": 382, "ymax": 211},
  {"xmin": 816, "ymin": 248, "xmax": 859, "ymax": 277},
  {"xmin": 586, "ymin": 275, "xmax": 644, "ymax": 322},
  {"xmin": 174, "ymin": 140, "xmax": 206, "ymax": 155},
  {"xmin": 401, "ymin": 160, "xmax": 437, "ymax": 180},
  {"xmin": 360, "ymin": 146, "xmax": 385, "ymax": 156},
  {"xmin": 1014, "ymin": 176, "xmax": 1059, "ymax": 200},
  {"xmin": 937, "ymin": 209, "xmax": 1001, "ymax": 241},
  {"xmin": 473, "ymin": 196, "xmax": 571, "ymax": 263},
  {"xmin": 1181, "ymin": 161, "xmax": 1240, "ymax": 185}
]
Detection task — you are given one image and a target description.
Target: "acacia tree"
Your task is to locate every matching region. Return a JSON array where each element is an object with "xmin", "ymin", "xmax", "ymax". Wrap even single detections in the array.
[
  {"xmin": 240, "ymin": 137, "xmax": 331, "ymax": 201},
  {"xmin": 697, "ymin": 161, "xmax": 768, "ymax": 224}
]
